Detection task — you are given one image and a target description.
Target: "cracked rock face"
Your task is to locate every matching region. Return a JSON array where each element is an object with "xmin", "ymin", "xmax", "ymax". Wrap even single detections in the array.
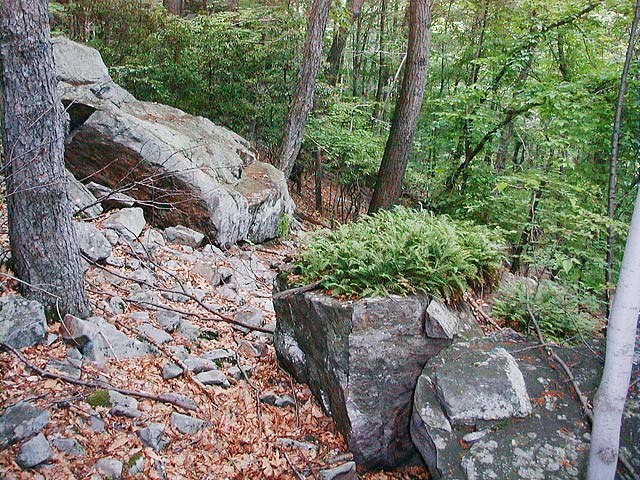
[{"xmin": 273, "ymin": 275, "xmax": 480, "ymax": 470}]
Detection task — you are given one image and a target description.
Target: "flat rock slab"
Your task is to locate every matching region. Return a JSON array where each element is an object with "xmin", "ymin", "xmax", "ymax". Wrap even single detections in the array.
[
  {"xmin": 171, "ymin": 413, "xmax": 207, "ymax": 435},
  {"xmin": 0, "ymin": 295, "xmax": 47, "ymax": 349},
  {"xmin": 16, "ymin": 433, "xmax": 52, "ymax": 469},
  {"xmin": 411, "ymin": 330, "xmax": 640, "ymax": 479},
  {"xmin": 0, "ymin": 402, "xmax": 50, "ymax": 449}
]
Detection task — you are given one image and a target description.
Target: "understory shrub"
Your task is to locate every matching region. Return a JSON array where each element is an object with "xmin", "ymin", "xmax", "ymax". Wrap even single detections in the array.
[
  {"xmin": 492, "ymin": 278, "xmax": 599, "ymax": 343},
  {"xmin": 296, "ymin": 207, "xmax": 504, "ymax": 301}
]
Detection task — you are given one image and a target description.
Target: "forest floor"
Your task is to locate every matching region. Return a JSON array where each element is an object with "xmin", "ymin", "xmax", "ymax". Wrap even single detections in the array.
[{"xmin": 0, "ymin": 194, "xmax": 428, "ymax": 479}]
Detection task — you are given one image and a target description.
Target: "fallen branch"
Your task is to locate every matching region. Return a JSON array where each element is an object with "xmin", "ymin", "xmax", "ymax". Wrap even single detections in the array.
[
  {"xmin": 272, "ymin": 281, "xmax": 323, "ymax": 301},
  {"xmin": 294, "ymin": 210, "xmax": 330, "ymax": 229},
  {"xmin": 281, "ymin": 450, "xmax": 306, "ymax": 480},
  {"xmin": 1, "ymin": 342, "xmax": 197, "ymax": 411},
  {"xmin": 464, "ymin": 293, "xmax": 502, "ymax": 330}
]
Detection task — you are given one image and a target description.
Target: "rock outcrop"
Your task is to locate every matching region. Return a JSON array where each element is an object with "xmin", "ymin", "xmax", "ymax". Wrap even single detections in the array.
[
  {"xmin": 273, "ymin": 275, "xmax": 481, "ymax": 470},
  {"xmin": 53, "ymin": 37, "xmax": 293, "ymax": 247}
]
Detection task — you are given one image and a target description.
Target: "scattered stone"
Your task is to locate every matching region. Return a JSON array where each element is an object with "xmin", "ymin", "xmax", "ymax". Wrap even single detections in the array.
[
  {"xmin": 177, "ymin": 320, "xmax": 200, "ymax": 341},
  {"xmin": 75, "ymin": 221, "xmax": 112, "ymax": 262},
  {"xmin": 171, "ymin": 413, "xmax": 207, "ymax": 435},
  {"xmin": 463, "ymin": 430, "xmax": 489, "ymax": 445},
  {"xmin": 162, "ymin": 363, "xmax": 184, "ymax": 380},
  {"xmin": 318, "ymin": 461, "xmax": 357, "ymax": 480},
  {"xmin": 47, "ymin": 358, "xmax": 82, "ymax": 380},
  {"xmin": 138, "ymin": 323, "xmax": 173, "ymax": 345},
  {"xmin": 202, "ymin": 244, "xmax": 225, "ymax": 258},
  {"xmin": 0, "ymin": 295, "xmax": 47, "ymax": 349},
  {"xmin": 109, "ymin": 296, "xmax": 126, "ymax": 315},
  {"xmin": 67, "ymin": 348, "xmax": 82, "ymax": 360},
  {"xmin": 192, "ymin": 260, "xmax": 224, "ymax": 286},
  {"xmin": 45, "ymin": 333, "xmax": 59, "ymax": 346},
  {"xmin": 105, "ymin": 255, "xmax": 125, "ymax": 268},
  {"xmin": 182, "ymin": 356, "xmax": 217, "ymax": 374},
  {"xmin": 201, "ymin": 348, "xmax": 235, "ymax": 364},
  {"xmin": 52, "ymin": 437, "xmax": 86, "ymax": 456},
  {"xmin": 103, "ymin": 207, "xmax": 146, "ymax": 242},
  {"xmin": 237, "ymin": 340, "xmax": 268, "ymax": 358},
  {"xmin": 86, "ymin": 182, "xmax": 136, "ymax": 209},
  {"xmin": 138, "ymin": 423, "xmax": 170, "ymax": 452},
  {"xmin": 228, "ymin": 365, "xmax": 253, "ymax": 380},
  {"xmin": 0, "ymin": 402, "xmax": 50, "ymax": 449},
  {"xmin": 67, "ymin": 170, "xmax": 103, "ymax": 218},
  {"xmin": 163, "ymin": 226, "xmax": 205, "ymax": 248},
  {"xmin": 16, "ymin": 433, "xmax": 52, "ymax": 469},
  {"xmin": 128, "ymin": 291, "xmax": 162, "ymax": 310},
  {"xmin": 157, "ymin": 311, "xmax": 181, "ymax": 332},
  {"xmin": 103, "ymin": 229, "xmax": 120, "ymax": 246},
  {"xmin": 425, "ymin": 299, "xmax": 459, "ymax": 339},
  {"xmin": 233, "ymin": 307, "xmax": 265, "ymax": 333},
  {"xmin": 94, "ymin": 457, "xmax": 123, "ymax": 479},
  {"xmin": 195, "ymin": 370, "xmax": 230, "ymax": 388},
  {"xmin": 130, "ymin": 268, "xmax": 157, "ymax": 287},
  {"xmin": 108, "ymin": 391, "xmax": 141, "ymax": 418},
  {"xmin": 275, "ymin": 437, "xmax": 320, "ymax": 453},
  {"xmin": 162, "ymin": 394, "xmax": 197, "ymax": 411},
  {"xmin": 216, "ymin": 284, "xmax": 245, "ymax": 305},
  {"xmin": 126, "ymin": 258, "xmax": 141, "ymax": 270},
  {"xmin": 136, "ymin": 228, "xmax": 166, "ymax": 257},
  {"xmin": 260, "ymin": 392, "xmax": 296, "ymax": 408},
  {"xmin": 127, "ymin": 453, "xmax": 145, "ymax": 476}
]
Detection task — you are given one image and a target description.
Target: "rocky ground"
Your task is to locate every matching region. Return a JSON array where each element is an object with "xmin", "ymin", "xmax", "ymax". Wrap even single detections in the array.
[{"xmin": 0, "ymin": 203, "xmax": 427, "ymax": 479}]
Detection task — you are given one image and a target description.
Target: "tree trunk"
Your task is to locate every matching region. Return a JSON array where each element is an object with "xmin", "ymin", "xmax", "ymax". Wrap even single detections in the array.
[
  {"xmin": 587, "ymin": 184, "xmax": 640, "ymax": 480},
  {"xmin": 276, "ymin": 0, "xmax": 332, "ymax": 179},
  {"xmin": 373, "ymin": 0, "xmax": 389, "ymax": 120},
  {"xmin": 368, "ymin": 0, "xmax": 433, "ymax": 213},
  {"xmin": 326, "ymin": 0, "xmax": 365, "ymax": 86},
  {"xmin": 606, "ymin": 0, "xmax": 640, "ymax": 312},
  {"xmin": 163, "ymin": 0, "xmax": 184, "ymax": 15},
  {"xmin": 1, "ymin": 0, "xmax": 91, "ymax": 317}
]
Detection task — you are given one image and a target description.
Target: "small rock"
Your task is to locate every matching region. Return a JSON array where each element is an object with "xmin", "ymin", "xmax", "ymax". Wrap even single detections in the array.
[
  {"xmin": 130, "ymin": 311, "xmax": 150, "ymax": 322},
  {"xmin": 228, "ymin": 365, "xmax": 253, "ymax": 380},
  {"xmin": 138, "ymin": 323, "xmax": 173, "ymax": 345},
  {"xmin": 130, "ymin": 268, "xmax": 157, "ymax": 287},
  {"xmin": 233, "ymin": 307, "xmax": 265, "ymax": 333},
  {"xmin": 94, "ymin": 457, "xmax": 123, "ymax": 479},
  {"xmin": 105, "ymin": 255, "xmax": 125, "ymax": 267},
  {"xmin": 109, "ymin": 391, "xmax": 141, "ymax": 418},
  {"xmin": 127, "ymin": 453, "xmax": 145, "ymax": 476},
  {"xmin": 16, "ymin": 433, "xmax": 52, "ymax": 469},
  {"xmin": 47, "ymin": 358, "xmax": 81, "ymax": 380},
  {"xmin": 171, "ymin": 413, "xmax": 207, "ymax": 434},
  {"xmin": 75, "ymin": 221, "xmax": 112, "ymax": 262},
  {"xmin": 128, "ymin": 291, "xmax": 162, "ymax": 310},
  {"xmin": 67, "ymin": 169, "xmax": 103, "ymax": 218},
  {"xmin": 0, "ymin": 402, "xmax": 50, "ymax": 449},
  {"xmin": 201, "ymin": 348, "xmax": 235, "ymax": 363},
  {"xmin": 192, "ymin": 260, "xmax": 223, "ymax": 286},
  {"xmin": 162, "ymin": 362, "xmax": 184, "ymax": 380},
  {"xmin": 136, "ymin": 228, "xmax": 166, "ymax": 257},
  {"xmin": 103, "ymin": 207, "xmax": 146, "ymax": 242},
  {"xmin": 182, "ymin": 356, "xmax": 217, "ymax": 374},
  {"xmin": 202, "ymin": 244, "xmax": 225, "ymax": 258},
  {"xmin": 0, "ymin": 295, "xmax": 47, "ymax": 349},
  {"xmin": 161, "ymin": 393, "xmax": 197, "ymax": 411},
  {"xmin": 237, "ymin": 340, "xmax": 268, "ymax": 358},
  {"xmin": 217, "ymin": 284, "xmax": 244, "ymax": 304},
  {"xmin": 53, "ymin": 437, "xmax": 86, "ymax": 456},
  {"xmin": 177, "ymin": 320, "xmax": 200, "ymax": 341},
  {"xmin": 109, "ymin": 296, "xmax": 126, "ymax": 315},
  {"xmin": 126, "ymin": 258, "xmax": 141, "ymax": 270},
  {"xmin": 67, "ymin": 348, "xmax": 83, "ymax": 360},
  {"xmin": 103, "ymin": 229, "xmax": 120, "ymax": 246},
  {"xmin": 163, "ymin": 225, "xmax": 205, "ymax": 248},
  {"xmin": 195, "ymin": 370, "xmax": 230, "ymax": 388},
  {"xmin": 138, "ymin": 423, "xmax": 170, "ymax": 452},
  {"xmin": 260, "ymin": 392, "xmax": 296, "ymax": 408},
  {"xmin": 157, "ymin": 311, "xmax": 181, "ymax": 332},
  {"xmin": 463, "ymin": 430, "xmax": 490, "ymax": 444},
  {"xmin": 318, "ymin": 461, "xmax": 357, "ymax": 480}
]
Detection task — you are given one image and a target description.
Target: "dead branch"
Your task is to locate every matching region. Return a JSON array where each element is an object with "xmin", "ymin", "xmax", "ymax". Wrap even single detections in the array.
[{"xmin": 272, "ymin": 281, "xmax": 323, "ymax": 301}]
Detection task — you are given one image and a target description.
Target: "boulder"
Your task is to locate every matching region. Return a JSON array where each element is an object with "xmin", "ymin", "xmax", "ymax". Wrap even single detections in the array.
[
  {"xmin": 103, "ymin": 207, "xmax": 146, "ymax": 242},
  {"xmin": 410, "ymin": 331, "xmax": 640, "ymax": 479},
  {"xmin": 67, "ymin": 170, "xmax": 103, "ymax": 218},
  {"xmin": 16, "ymin": 433, "xmax": 52, "ymax": 469},
  {"xmin": 0, "ymin": 295, "xmax": 47, "ymax": 349},
  {"xmin": 0, "ymin": 402, "xmax": 50, "ymax": 450},
  {"xmin": 273, "ymin": 275, "xmax": 479, "ymax": 470},
  {"xmin": 75, "ymin": 221, "xmax": 112, "ymax": 262},
  {"xmin": 53, "ymin": 37, "xmax": 293, "ymax": 248},
  {"xmin": 163, "ymin": 225, "xmax": 205, "ymax": 248}
]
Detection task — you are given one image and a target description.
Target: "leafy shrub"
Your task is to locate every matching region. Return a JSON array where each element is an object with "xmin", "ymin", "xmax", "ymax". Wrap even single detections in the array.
[
  {"xmin": 492, "ymin": 278, "xmax": 599, "ymax": 343},
  {"xmin": 296, "ymin": 207, "xmax": 504, "ymax": 301}
]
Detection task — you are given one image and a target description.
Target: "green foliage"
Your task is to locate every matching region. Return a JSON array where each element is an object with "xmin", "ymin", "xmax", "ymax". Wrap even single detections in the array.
[
  {"xmin": 492, "ymin": 277, "xmax": 599, "ymax": 343},
  {"xmin": 86, "ymin": 389, "xmax": 111, "ymax": 408},
  {"xmin": 296, "ymin": 207, "xmax": 504, "ymax": 301},
  {"xmin": 278, "ymin": 213, "xmax": 293, "ymax": 238}
]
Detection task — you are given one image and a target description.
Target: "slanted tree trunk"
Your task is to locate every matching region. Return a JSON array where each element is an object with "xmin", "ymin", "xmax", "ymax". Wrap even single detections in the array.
[
  {"xmin": 1, "ymin": 0, "xmax": 91, "ymax": 317},
  {"xmin": 587, "ymin": 183, "xmax": 640, "ymax": 480},
  {"xmin": 277, "ymin": 0, "xmax": 332, "ymax": 179},
  {"xmin": 605, "ymin": 0, "xmax": 640, "ymax": 312},
  {"xmin": 368, "ymin": 0, "xmax": 433, "ymax": 213},
  {"xmin": 326, "ymin": 0, "xmax": 366, "ymax": 86}
]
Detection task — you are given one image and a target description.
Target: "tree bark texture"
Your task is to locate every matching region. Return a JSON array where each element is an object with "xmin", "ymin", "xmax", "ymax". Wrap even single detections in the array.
[
  {"xmin": 1, "ymin": 0, "xmax": 91, "ymax": 317},
  {"xmin": 605, "ymin": 0, "xmax": 640, "ymax": 311},
  {"xmin": 368, "ymin": 0, "xmax": 433, "ymax": 213},
  {"xmin": 587, "ymin": 184, "xmax": 640, "ymax": 480},
  {"xmin": 163, "ymin": 0, "xmax": 185, "ymax": 15},
  {"xmin": 326, "ymin": 0, "xmax": 366, "ymax": 86},
  {"xmin": 277, "ymin": 0, "xmax": 332, "ymax": 179}
]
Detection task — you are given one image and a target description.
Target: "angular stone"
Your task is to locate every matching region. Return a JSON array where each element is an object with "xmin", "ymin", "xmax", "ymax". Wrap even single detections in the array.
[
  {"xmin": 171, "ymin": 413, "xmax": 207, "ymax": 435},
  {"xmin": 0, "ymin": 402, "xmax": 50, "ymax": 449},
  {"xmin": 109, "ymin": 296, "xmax": 126, "ymax": 315},
  {"xmin": 52, "ymin": 437, "xmax": 86, "ymax": 456},
  {"xmin": 103, "ymin": 208, "xmax": 146, "ymax": 242},
  {"xmin": 177, "ymin": 320, "xmax": 199, "ymax": 341},
  {"xmin": 94, "ymin": 457, "xmax": 123, "ymax": 479},
  {"xmin": 75, "ymin": 221, "xmax": 112, "ymax": 262},
  {"xmin": 163, "ymin": 226, "xmax": 205, "ymax": 248},
  {"xmin": 16, "ymin": 433, "xmax": 52, "ymax": 469},
  {"xmin": 137, "ymin": 323, "xmax": 173, "ymax": 345},
  {"xmin": 201, "ymin": 348, "xmax": 235, "ymax": 363},
  {"xmin": 228, "ymin": 365, "xmax": 253, "ymax": 380},
  {"xmin": 161, "ymin": 393, "xmax": 198, "ymax": 411},
  {"xmin": 139, "ymin": 423, "xmax": 170, "ymax": 452},
  {"xmin": 233, "ymin": 307, "xmax": 265, "ymax": 333},
  {"xmin": 260, "ymin": 392, "xmax": 295, "ymax": 408},
  {"xmin": 425, "ymin": 300, "xmax": 459, "ymax": 339},
  {"xmin": 157, "ymin": 310, "xmax": 181, "ymax": 333},
  {"xmin": 128, "ymin": 291, "xmax": 162, "ymax": 310},
  {"xmin": 195, "ymin": 370, "xmax": 230, "ymax": 388},
  {"xmin": 318, "ymin": 462, "xmax": 357, "ymax": 480},
  {"xmin": 162, "ymin": 362, "xmax": 184, "ymax": 380},
  {"xmin": 67, "ymin": 170, "xmax": 103, "ymax": 218},
  {"xmin": 47, "ymin": 358, "xmax": 82, "ymax": 380},
  {"xmin": 108, "ymin": 391, "xmax": 140, "ymax": 418},
  {"xmin": 192, "ymin": 260, "xmax": 224, "ymax": 286},
  {"xmin": 0, "ymin": 295, "xmax": 47, "ymax": 349},
  {"xmin": 237, "ymin": 340, "xmax": 268, "ymax": 358}
]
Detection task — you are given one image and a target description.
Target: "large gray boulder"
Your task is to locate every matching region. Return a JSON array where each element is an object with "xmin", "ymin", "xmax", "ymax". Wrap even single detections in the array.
[
  {"xmin": 52, "ymin": 37, "xmax": 293, "ymax": 248},
  {"xmin": 0, "ymin": 402, "xmax": 50, "ymax": 450},
  {"xmin": 410, "ymin": 331, "xmax": 640, "ymax": 480},
  {"xmin": 273, "ymin": 275, "xmax": 480, "ymax": 470},
  {"xmin": 0, "ymin": 295, "xmax": 47, "ymax": 349}
]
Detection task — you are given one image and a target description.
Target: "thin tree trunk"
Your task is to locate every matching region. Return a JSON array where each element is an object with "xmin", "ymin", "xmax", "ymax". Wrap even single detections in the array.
[
  {"xmin": 315, "ymin": 148, "xmax": 323, "ymax": 211},
  {"xmin": 373, "ymin": 0, "xmax": 389, "ymax": 119},
  {"xmin": 587, "ymin": 185, "xmax": 640, "ymax": 480},
  {"xmin": 1, "ymin": 0, "xmax": 91, "ymax": 317},
  {"xmin": 352, "ymin": 13, "xmax": 363, "ymax": 97},
  {"xmin": 368, "ymin": 0, "xmax": 433, "ymax": 213},
  {"xmin": 163, "ymin": 0, "xmax": 184, "ymax": 15},
  {"xmin": 605, "ymin": 0, "xmax": 640, "ymax": 311},
  {"xmin": 277, "ymin": 0, "xmax": 332, "ymax": 179},
  {"xmin": 326, "ymin": 0, "xmax": 365, "ymax": 86}
]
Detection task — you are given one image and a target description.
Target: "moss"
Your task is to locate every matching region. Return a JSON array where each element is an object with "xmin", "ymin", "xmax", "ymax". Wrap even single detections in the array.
[
  {"xmin": 128, "ymin": 452, "xmax": 143, "ymax": 468},
  {"xmin": 86, "ymin": 389, "xmax": 112, "ymax": 408}
]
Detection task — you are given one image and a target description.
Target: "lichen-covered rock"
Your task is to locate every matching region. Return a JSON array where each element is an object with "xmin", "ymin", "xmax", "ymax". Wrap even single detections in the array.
[
  {"xmin": 53, "ymin": 37, "xmax": 293, "ymax": 248},
  {"xmin": 0, "ymin": 295, "xmax": 47, "ymax": 349},
  {"xmin": 0, "ymin": 402, "xmax": 50, "ymax": 450},
  {"xmin": 273, "ymin": 275, "xmax": 479, "ymax": 470}
]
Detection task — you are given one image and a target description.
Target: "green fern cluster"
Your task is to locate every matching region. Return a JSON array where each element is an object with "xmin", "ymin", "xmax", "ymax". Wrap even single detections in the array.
[{"xmin": 296, "ymin": 207, "xmax": 504, "ymax": 301}]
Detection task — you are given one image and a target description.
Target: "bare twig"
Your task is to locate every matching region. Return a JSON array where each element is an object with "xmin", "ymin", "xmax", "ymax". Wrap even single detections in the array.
[
  {"xmin": 282, "ymin": 450, "xmax": 306, "ymax": 480},
  {"xmin": 272, "ymin": 281, "xmax": 323, "ymax": 301}
]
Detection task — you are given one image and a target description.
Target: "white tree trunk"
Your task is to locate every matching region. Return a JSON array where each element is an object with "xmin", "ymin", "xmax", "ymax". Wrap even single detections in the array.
[{"xmin": 586, "ymin": 186, "xmax": 640, "ymax": 479}]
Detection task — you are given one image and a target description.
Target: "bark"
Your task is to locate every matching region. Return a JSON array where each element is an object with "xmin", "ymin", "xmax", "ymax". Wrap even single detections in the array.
[
  {"xmin": 373, "ymin": 0, "xmax": 389, "ymax": 120},
  {"xmin": 368, "ymin": 0, "xmax": 433, "ymax": 213},
  {"xmin": 606, "ymin": 0, "xmax": 640, "ymax": 311},
  {"xmin": 326, "ymin": 0, "xmax": 366, "ymax": 86},
  {"xmin": 1, "ymin": 0, "xmax": 91, "ymax": 317},
  {"xmin": 163, "ymin": 0, "xmax": 184, "ymax": 15},
  {"xmin": 276, "ymin": 0, "xmax": 332, "ymax": 179},
  {"xmin": 587, "ymin": 185, "xmax": 640, "ymax": 480},
  {"xmin": 315, "ymin": 148, "xmax": 323, "ymax": 211}
]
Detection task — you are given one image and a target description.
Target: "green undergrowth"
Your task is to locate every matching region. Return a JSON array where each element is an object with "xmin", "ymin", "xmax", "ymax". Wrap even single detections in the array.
[
  {"xmin": 295, "ymin": 207, "xmax": 504, "ymax": 301},
  {"xmin": 492, "ymin": 278, "xmax": 599, "ymax": 343}
]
